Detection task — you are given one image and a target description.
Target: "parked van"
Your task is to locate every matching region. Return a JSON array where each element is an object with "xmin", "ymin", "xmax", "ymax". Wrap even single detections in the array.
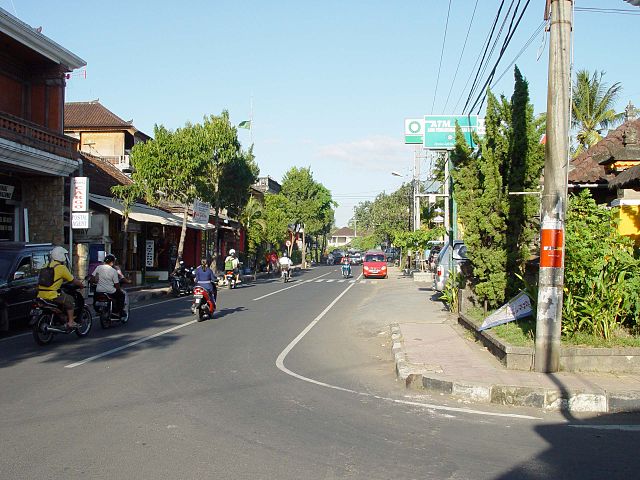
[{"xmin": 433, "ymin": 241, "xmax": 468, "ymax": 292}]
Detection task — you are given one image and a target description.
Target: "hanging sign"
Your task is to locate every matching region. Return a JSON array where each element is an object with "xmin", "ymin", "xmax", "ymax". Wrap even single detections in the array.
[
  {"xmin": 72, "ymin": 212, "xmax": 91, "ymax": 229},
  {"xmin": 0, "ymin": 184, "xmax": 15, "ymax": 200},
  {"xmin": 72, "ymin": 177, "xmax": 89, "ymax": 212},
  {"xmin": 479, "ymin": 292, "xmax": 533, "ymax": 331},
  {"xmin": 191, "ymin": 199, "xmax": 210, "ymax": 225},
  {"xmin": 146, "ymin": 240, "xmax": 155, "ymax": 267}
]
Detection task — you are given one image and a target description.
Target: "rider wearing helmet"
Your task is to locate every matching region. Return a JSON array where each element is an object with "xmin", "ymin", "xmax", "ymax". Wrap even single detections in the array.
[
  {"xmin": 224, "ymin": 249, "xmax": 240, "ymax": 284},
  {"xmin": 37, "ymin": 246, "xmax": 84, "ymax": 329},
  {"xmin": 91, "ymin": 254, "xmax": 126, "ymax": 317},
  {"xmin": 278, "ymin": 251, "xmax": 293, "ymax": 269},
  {"xmin": 194, "ymin": 258, "xmax": 217, "ymax": 302}
]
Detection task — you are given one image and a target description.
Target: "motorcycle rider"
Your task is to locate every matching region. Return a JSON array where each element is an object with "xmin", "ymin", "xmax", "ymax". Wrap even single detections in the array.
[
  {"xmin": 36, "ymin": 246, "xmax": 84, "ymax": 329},
  {"xmin": 194, "ymin": 258, "xmax": 217, "ymax": 303},
  {"xmin": 278, "ymin": 251, "xmax": 293, "ymax": 279},
  {"xmin": 91, "ymin": 254, "xmax": 125, "ymax": 318},
  {"xmin": 341, "ymin": 254, "xmax": 351, "ymax": 277},
  {"xmin": 224, "ymin": 249, "xmax": 240, "ymax": 285}
]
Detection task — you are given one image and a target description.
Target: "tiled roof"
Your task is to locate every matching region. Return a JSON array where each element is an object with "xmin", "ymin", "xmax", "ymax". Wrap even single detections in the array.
[
  {"xmin": 568, "ymin": 119, "xmax": 640, "ymax": 184},
  {"xmin": 79, "ymin": 151, "xmax": 132, "ymax": 198},
  {"xmin": 331, "ymin": 227, "xmax": 355, "ymax": 237},
  {"xmin": 64, "ymin": 100, "xmax": 132, "ymax": 129}
]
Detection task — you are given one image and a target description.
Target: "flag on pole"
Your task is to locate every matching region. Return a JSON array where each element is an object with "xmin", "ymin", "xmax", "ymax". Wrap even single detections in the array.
[{"xmin": 238, "ymin": 120, "xmax": 251, "ymax": 129}]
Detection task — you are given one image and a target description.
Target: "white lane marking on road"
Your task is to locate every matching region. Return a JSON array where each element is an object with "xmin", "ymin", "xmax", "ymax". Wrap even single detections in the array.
[
  {"xmin": 349, "ymin": 280, "xmax": 356, "ymax": 283},
  {"xmin": 131, "ymin": 296, "xmax": 185, "ymax": 310},
  {"xmin": 65, "ymin": 320, "xmax": 197, "ymax": 368},
  {"xmin": 337, "ymin": 279, "xmax": 345, "ymax": 283},
  {"xmin": 326, "ymin": 279, "xmax": 335, "ymax": 283},
  {"xmin": 0, "ymin": 297, "xmax": 187, "ymax": 344},
  {"xmin": 275, "ymin": 274, "xmax": 540, "ymax": 421},
  {"xmin": 252, "ymin": 271, "xmax": 332, "ymax": 301},
  {"xmin": 315, "ymin": 279, "xmax": 325, "ymax": 283}
]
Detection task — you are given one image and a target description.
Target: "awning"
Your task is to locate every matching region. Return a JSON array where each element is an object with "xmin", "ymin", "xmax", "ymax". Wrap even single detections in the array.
[{"xmin": 89, "ymin": 194, "xmax": 214, "ymax": 230}]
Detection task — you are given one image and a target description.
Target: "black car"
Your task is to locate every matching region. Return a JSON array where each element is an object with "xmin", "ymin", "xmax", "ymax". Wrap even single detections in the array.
[{"xmin": 0, "ymin": 242, "xmax": 53, "ymax": 331}]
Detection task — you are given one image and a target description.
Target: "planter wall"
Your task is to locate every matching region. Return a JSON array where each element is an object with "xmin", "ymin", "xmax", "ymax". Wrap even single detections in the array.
[{"xmin": 458, "ymin": 313, "xmax": 640, "ymax": 374}]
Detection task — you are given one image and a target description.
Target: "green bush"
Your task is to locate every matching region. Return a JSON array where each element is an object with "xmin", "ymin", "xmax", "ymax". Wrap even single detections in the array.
[
  {"xmin": 291, "ymin": 249, "xmax": 302, "ymax": 265},
  {"xmin": 563, "ymin": 190, "xmax": 640, "ymax": 339}
]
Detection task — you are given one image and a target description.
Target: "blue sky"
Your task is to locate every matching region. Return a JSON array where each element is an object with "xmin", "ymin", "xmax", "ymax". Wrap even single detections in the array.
[{"xmin": 3, "ymin": 1, "xmax": 639, "ymax": 227}]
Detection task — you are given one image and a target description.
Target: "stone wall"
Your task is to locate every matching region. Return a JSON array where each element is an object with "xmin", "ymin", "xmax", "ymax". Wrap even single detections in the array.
[{"xmin": 22, "ymin": 175, "xmax": 65, "ymax": 245}]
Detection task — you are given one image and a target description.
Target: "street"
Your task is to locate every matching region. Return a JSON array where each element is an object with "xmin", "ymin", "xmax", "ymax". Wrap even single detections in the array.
[{"xmin": 1, "ymin": 266, "xmax": 639, "ymax": 479}]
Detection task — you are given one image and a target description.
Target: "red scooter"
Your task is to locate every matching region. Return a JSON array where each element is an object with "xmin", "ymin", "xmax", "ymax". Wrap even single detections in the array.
[{"xmin": 192, "ymin": 286, "xmax": 216, "ymax": 321}]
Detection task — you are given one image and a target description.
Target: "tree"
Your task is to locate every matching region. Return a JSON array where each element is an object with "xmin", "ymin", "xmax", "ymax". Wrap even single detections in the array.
[
  {"xmin": 452, "ymin": 92, "xmax": 509, "ymax": 309},
  {"xmin": 238, "ymin": 195, "xmax": 266, "ymax": 269},
  {"xmin": 264, "ymin": 193, "xmax": 291, "ymax": 249},
  {"xmin": 129, "ymin": 123, "xmax": 211, "ymax": 269},
  {"xmin": 111, "ymin": 183, "xmax": 141, "ymax": 271},
  {"xmin": 280, "ymin": 167, "xmax": 335, "ymax": 268},
  {"xmin": 198, "ymin": 112, "xmax": 259, "ymax": 268},
  {"xmin": 572, "ymin": 69, "xmax": 624, "ymax": 156},
  {"xmin": 505, "ymin": 67, "xmax": 545, "ymax": 293}
]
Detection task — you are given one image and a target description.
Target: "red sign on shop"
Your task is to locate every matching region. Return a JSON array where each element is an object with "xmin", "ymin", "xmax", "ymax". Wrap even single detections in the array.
[
  {"xmin": 540, "ymin": 228, "xmax": 564, "ymax": 268},
  {"xmin": 72, "ymin": 177, "xmax": 88, "ymax": 212}
]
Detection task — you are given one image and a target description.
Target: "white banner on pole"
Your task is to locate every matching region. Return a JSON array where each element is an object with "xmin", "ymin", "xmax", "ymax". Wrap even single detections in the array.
[
  {"xmin": 191, "ymin": 199, "xmax": 210, "ymax": 225},
  {"xmin": 479, "ymin": 292, "xmax": 533, "ymax": 331},
  {"xmin": 145, "ymin": 240, "xmax": 155, "ymax": 268},
  {"xmin": 72, "ymin": 177, "xmax": 89, "ymax": 212}
]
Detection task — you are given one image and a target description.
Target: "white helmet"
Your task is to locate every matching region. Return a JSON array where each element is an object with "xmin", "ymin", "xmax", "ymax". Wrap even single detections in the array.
[
  {"xmin": 229, "ymin": 249, "xmax": 236, "ymax": 255},
  {"xmin": 51, "ymin": 246, "xmax": 68, "ymax": 262}
]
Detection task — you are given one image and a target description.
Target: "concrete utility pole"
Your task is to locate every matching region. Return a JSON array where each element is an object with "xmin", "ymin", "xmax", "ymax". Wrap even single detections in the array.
[
  {"xmin": 534, "ymin": 0, "xmax": 573, "ymax": 373},
  {"xmin": 413, "ymin": 146, "xmax": 421, "ymax": 231}
]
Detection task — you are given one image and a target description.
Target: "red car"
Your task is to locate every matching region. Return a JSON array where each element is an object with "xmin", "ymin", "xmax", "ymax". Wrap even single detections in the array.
[{"xmin": 362, "ymin": 250, "xmax": 388, "ymax": 279}]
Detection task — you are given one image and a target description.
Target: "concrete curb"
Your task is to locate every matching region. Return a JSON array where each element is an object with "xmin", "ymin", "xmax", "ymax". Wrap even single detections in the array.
[
  {"xmin": 389, "ymin": 323, "xmax": 640, "ymax": 413},
  {"xmin": 128, "ymin": 287, "xmax": 172, "ymax": 304}
]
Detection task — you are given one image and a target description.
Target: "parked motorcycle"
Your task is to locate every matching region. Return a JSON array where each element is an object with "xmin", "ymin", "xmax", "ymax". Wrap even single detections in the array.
[
  {"xmin": 170, "ymin": 265, "xmax": 195, "ymax": 296},
  {"xmin": 191, "ymin": 286, "xmax": 216, "ymax": 321},
  {"xmin": 29, "ymin": 282, "xmax": 92, "ymax": 346},
  {"xmin": 93, "ymin": 291, "xmax": 130, "ymax": 329}
]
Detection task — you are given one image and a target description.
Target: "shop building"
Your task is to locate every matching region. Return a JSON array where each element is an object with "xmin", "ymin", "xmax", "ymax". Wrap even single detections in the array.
[{"xmin": 0, "ymin": 7, "xmax": 85, "ymax": 245}]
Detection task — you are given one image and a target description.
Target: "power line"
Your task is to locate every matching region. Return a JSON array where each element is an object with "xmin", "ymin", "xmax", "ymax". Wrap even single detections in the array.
[
  {"xmin": 467, "ymin": 0, "xmax": 533, "ymax": 114},
  {"xmin": 431, "ymin": 0, "xmax": 453, "ymax": 114},
  {"xmin": 459, "ymin": 0, "xmax": 507, "ymax": 114},
  {"xmin": 443, "ymin": 0, "xmax": 480, "ymax": 113},
  {"xmin": 575, "ymin": 6, "xmax": 640, "ymax": 15},
  {"xmin": 491, "ymin": 20, "xmax": 545, "ymax": 88}
]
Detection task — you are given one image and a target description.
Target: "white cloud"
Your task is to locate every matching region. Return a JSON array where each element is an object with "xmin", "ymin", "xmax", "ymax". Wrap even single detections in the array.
[{"xmin": 315, "ymin": 135, "xmax": 408, "ymax": 172}]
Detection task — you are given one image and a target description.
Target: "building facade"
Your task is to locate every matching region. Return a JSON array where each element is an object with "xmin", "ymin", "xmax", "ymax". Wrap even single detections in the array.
[{"xmin": 0, "ymin": 8, "xmax": 85, "ymax": 245}]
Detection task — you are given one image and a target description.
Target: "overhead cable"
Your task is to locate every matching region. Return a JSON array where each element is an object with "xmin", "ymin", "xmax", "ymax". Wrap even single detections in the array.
[{"xmin": 431, "ymin": 0, "xmax": 453, "ymax": 114}]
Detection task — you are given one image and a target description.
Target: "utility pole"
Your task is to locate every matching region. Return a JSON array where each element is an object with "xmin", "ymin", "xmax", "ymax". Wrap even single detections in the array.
[
  {"xmin": 534, "ymin": 0, "xmax": 573, "ymax": 373},
  {"xmin": 413, "ymin": 146, "xmax": 421, "ymax": 231}
]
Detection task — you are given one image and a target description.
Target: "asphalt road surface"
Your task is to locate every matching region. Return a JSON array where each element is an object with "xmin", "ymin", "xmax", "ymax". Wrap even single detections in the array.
[{"xmin": 1, "ymin": 265, "xmax": 639, "ymax": 479}]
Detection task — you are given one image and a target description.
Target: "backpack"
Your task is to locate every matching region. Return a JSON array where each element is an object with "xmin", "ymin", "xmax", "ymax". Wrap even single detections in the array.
[
  {"xmin": 224, "ymin": 258, "xmax": 234, "ymax": 270},
  {"xmin": 37, "ymin": 264, "xmax": 57, "ymax": 288}
]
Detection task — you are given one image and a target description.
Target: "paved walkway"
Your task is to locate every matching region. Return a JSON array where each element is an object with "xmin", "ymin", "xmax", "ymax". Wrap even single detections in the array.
[{"xmin": 390, "ymin": 268, "xmax": 640, "ymax": 413}]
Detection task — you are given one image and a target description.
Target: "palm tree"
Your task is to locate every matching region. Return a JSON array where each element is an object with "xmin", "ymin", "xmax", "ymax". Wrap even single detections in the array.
[
  {"xmin": 237, "ymin": 196, "xmax": 266, "ymax": 271},
  {"xmin": 572, "ymin": 69, "xmax": 624, "ymax": 156}
]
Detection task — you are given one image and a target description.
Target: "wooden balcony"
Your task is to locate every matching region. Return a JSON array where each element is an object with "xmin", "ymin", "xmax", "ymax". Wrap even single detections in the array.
[{"xmin": 0, "ymin": 111, "xmax": 78, "ymax": 159}]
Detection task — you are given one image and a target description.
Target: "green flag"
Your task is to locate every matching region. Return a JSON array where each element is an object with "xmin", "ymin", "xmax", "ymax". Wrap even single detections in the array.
[{"xmin": 238, "ymin": 120, "xmax": 251, "ymax": 129}]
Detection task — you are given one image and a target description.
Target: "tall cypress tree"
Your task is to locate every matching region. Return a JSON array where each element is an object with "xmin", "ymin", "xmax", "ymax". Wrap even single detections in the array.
[{"xmin": 506, "ymin": 67, "xmax": 545, "ymax": 293}]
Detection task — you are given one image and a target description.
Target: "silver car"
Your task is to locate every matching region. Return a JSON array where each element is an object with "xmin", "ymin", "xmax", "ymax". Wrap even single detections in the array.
[{"xmin": 433, "ymin": 241, "xmax": 468, "ymax": 292}]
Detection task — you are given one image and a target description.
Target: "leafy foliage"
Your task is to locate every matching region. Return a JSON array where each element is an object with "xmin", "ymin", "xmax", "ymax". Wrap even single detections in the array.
[
  {"xmin": 563, "ymin": 190, "xmax": 640, "ymax": 338},
  {"xmin": 571, "ymin": 69, "xmax": 624, "ymax": 156},
  {"xmin": 353, "ymin": 184, "xmax": 412, "ymax": 246}
]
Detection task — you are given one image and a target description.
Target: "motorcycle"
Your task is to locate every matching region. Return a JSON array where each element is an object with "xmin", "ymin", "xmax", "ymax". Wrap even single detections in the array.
[
  {"xmin": 93, "ymin": 291, "xmax": 130, "ymax": 329},
  {"xmin": 29, "ymin": 282, "xmax": 92, "ymax": 346},
  {"xmin": 281, "ymin": 265, "xmax": 291, "ymax": 283},
  {"xmin": 225, "ymin": 270, "xmax": 236, "ymax": 289},
  {"xmin": 191, "ymin": 286, "xmax": 216, "ymax": 321},
  {"xmin": 341, "ymin": 263, "xmax": 351, "ymax": 279},
  {"xmin": 170, "ymin": 266, "xmax": 194, "ymax": 296}
]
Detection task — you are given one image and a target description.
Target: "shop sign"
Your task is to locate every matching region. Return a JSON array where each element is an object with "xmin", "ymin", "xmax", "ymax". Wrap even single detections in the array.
[
  {"xmin": 191, "ymin": 199, "xmax": 210, "ymax": 225},
  {"xmin": 72, "ymin": 212, "xmax": 91, "ymax": 229},
  {"xmin": 0, "ymin": 184, "xmax": 15, "ymax": 200},
  {"xmin": 146, "ymin": 240, "xmax": 155, "ymax": 267},
  {"xmin": 72, "ymin": 177, "xmax": 89, "ymax": 212}
]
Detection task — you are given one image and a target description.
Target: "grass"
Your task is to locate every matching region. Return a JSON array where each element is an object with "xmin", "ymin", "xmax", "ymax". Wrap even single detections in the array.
[{"xmin": 463, "ymin": 306, "xmax": 640, "ymax": 348}]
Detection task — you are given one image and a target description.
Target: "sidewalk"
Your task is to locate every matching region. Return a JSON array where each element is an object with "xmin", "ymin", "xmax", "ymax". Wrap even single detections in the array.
[{"xmin": 389, "ymin": 268, "xmax": 640, "ymax": 413}]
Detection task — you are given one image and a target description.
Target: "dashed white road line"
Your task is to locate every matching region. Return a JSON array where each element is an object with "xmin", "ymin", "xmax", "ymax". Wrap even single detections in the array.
[
  {"xmin": 275, "ymin": 273, "xmax": 540, "ymax": 421},
  {"xmin": 252, "ymin": 271, "xmax": 333, "ymax": 301},
  {"xmin": 326, "ymin": 279, "xmax": 335, "ymax": 283},
  {"xmin": 65, "ymin": 320, "xmax": 197, "ymax": 368}
]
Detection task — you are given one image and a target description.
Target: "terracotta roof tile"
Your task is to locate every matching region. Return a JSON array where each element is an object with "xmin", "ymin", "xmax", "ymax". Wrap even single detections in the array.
[
  {"xmin": 79, "ymin": 151, "xmax": 132, "ymax": 198},
  {"xmin": 331, "ymin": 227, "xmax": 355, "ymax": 237},
  {"xmin": 64, "ymin": 100, "xmax": 132, "ymax": 129}
]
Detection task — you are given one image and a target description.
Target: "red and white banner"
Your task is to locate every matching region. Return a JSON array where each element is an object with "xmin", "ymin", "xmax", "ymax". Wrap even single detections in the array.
[{"xmin": 72, "ymin": 177, "xmax": 89, "ymax": 212}]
